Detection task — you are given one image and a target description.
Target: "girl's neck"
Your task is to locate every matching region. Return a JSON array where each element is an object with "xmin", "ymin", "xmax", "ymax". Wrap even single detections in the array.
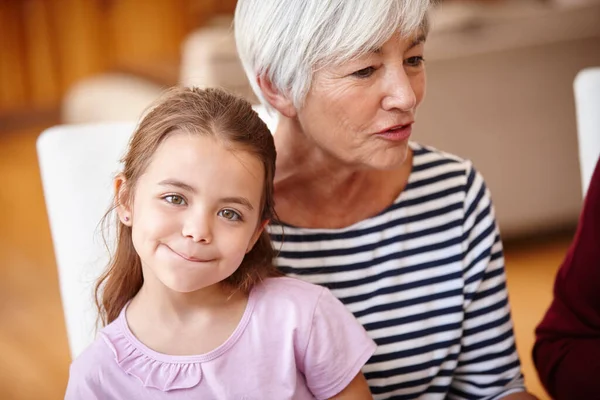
[
  {"xmin": 125, "ymin": 279, "xmax": 249, "ymax": 355},
  {"xmin": 131, "ymin": 280, "xmax": 240, "ymax": 324}
]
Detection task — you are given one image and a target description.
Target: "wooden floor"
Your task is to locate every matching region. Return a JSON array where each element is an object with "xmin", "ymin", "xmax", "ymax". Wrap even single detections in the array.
[{"xmin": 0, "ymin": 124, "xmax": 573, "ymax": 400}]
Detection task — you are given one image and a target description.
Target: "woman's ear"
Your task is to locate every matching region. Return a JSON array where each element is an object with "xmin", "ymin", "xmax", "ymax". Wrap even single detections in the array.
[
  {"xmin": 257, "ymin": 76, "xmax": 297, "ymax": 118},
  {"xmin": 246, "ymin": 219, "xmax": 270, "ymax": 253},
  {"xmin": 114, "ymin": 175, "xmax": 132, "ymax": 226}
]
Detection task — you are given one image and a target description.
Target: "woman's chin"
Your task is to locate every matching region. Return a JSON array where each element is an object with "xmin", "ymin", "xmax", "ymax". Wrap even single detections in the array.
[{"xmin": 366, "ymin": 145, "xmax": 411, "ymax": 171}]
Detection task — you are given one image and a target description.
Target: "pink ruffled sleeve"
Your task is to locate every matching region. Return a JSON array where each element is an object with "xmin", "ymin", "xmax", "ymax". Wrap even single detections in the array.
[{"xmin": 64, "ymin": 344, "xmax": 104, "ymax": 400}]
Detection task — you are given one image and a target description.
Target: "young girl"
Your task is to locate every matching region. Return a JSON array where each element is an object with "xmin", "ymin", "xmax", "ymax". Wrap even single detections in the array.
[{"xmin": 65, "ymin": 87, "xmax": 376, "ymax": 399}]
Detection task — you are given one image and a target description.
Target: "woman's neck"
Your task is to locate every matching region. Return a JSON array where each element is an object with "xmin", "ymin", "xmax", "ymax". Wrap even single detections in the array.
[{"xmin": 273, "ymin": 120, "xmax": 413, "ymax": 229}]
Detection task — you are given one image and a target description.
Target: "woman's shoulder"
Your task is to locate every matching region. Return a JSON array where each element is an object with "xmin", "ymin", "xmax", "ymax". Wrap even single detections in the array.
[
  {"xmin": 409, "ymin": 141, "xmax": 484, "ymax": 191},
  {"xmin": 410, "ymin": 141, "xmax": 472, "ymax": 169}
]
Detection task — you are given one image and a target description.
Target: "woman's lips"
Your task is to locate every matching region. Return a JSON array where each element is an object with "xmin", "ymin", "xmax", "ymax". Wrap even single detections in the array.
[{"xmin": 375, "ymin": 124, "xmax": 412, "ymax": 141}]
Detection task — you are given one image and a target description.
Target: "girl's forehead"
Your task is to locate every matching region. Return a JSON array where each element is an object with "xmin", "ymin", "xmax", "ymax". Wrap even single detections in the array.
[{"xmin": 141, "ymin": 133, "xmax": 265, "ymax": 194}]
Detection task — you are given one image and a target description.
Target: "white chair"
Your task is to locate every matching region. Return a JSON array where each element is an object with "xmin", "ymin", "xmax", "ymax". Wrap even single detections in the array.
[
  {"xmin": 37, "ymin": 107, "xmax": 276, "ymax": 360},
  {"xmin": 574, "ymin": 67, "xmax": 600, "ymax": 197},
  {"xmin": 37, "ymin": 122, "xmax": 136, "ymax": 359}
]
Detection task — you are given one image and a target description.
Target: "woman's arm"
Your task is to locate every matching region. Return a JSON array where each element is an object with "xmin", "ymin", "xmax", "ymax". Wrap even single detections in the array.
[
  {"xmin": 501, "ymin": 393, "xmax": 538, "ymax": 400},
  {"xmin": 329, "ymin": 372, "xmax": 373, "ymax": 400}
]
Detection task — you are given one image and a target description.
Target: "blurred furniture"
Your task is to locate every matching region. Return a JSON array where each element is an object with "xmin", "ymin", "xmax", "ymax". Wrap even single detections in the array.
[
  {"xmin": 37, "ymin": 122, "xmax": 136, "ymax": 359},
  {"xmin": 61, "ymin": 75, "xmax": 165, "ymax": 124},
  {"xmin": 0, "ymin": 0, "xmax": 236, "ymax": 119},
  {"xmin": 418, "ymin": 1, "xmax": 600, "ymax": 237},
  {"xmin": 573, "ymin": 68, "xmax": 600, "ymax": 197},
  {"xmin": 62, "ymin": 16, "xmax": 255, "ymax": 124}
]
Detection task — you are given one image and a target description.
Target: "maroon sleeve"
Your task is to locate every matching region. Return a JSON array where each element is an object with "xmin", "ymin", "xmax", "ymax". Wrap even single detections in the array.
[{"xmin": 533, "ymin": 157, "xmax": 600, "ymax": 399}]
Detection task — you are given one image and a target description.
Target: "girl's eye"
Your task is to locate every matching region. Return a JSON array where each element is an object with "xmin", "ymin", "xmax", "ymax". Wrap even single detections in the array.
[
  {"xmin": 218, "ymin": 209, "xmax": 242, "ymax": 221},
  {"xmin": 351, "ymin": 66, "xmax": 376, "ymax": 79},
  {"xmin": 405, "ymin": 56, "xmax": 425, "ymax": 67},
  {"xmin": 164, "ymin": 195, "xmax": 186, "ymax": 205}
]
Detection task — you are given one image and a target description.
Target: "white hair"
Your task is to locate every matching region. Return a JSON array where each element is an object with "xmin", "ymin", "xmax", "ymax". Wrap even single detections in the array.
[{"xmin": 234, "ymin": 0, "xmax": 431, "ymax": 112}]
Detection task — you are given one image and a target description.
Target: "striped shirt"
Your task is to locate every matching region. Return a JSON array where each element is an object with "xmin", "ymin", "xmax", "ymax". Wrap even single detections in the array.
[{"xmin": 269, "ymin": 143, "xmax": 525, "ymax": 399}]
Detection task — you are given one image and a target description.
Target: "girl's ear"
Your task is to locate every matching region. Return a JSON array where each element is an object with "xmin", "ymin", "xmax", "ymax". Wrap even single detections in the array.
[
  {"xmin": 246, "ymin": 219, "xmax": 270, "ymax": 253},
  {"xmin": 114, "ymin": 174, "xmax": 132, "ymax": 226},
  {"xmin": 257, "ymin": 76, "xmax": 297, "ymax": 118}
]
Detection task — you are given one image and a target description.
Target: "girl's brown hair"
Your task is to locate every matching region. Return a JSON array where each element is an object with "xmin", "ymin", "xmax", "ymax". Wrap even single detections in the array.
[{"xmin": 95, "ymin": 87, "xmax": 278, "ymax": 325}]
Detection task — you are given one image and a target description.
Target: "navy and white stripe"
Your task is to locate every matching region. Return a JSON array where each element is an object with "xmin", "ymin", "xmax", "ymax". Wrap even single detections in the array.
[{"xmin": 269, "ymin": 143, "xmax": 525, "ymax": 399}]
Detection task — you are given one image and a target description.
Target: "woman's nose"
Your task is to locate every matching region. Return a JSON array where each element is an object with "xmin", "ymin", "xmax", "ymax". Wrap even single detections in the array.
[{"xmin": 381, "ymin": 67, "xmax": 417, "ymax": 112}]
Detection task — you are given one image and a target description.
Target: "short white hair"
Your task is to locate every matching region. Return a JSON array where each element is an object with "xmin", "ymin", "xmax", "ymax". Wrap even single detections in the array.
[{"xmin": 234, "ymin": 0, "xmax": 431, "ymax": 112}]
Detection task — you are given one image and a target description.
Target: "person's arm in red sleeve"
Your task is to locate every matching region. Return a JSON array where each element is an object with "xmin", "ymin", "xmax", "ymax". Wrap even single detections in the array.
[{"xmin": 533, "ymin": 157, "xmax": 600, "ymax": 400}]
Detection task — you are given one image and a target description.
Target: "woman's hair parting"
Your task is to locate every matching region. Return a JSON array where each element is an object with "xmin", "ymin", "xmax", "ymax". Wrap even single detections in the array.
[{"xmin": 95, "ymin": 86, "xmax": 278, "ymax": 325}]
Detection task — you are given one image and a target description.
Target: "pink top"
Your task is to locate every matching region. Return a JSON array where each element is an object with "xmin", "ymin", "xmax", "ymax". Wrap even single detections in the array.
[{"xmin": 65, "ymin": 277, "xmax": 376, "ymax": 399}]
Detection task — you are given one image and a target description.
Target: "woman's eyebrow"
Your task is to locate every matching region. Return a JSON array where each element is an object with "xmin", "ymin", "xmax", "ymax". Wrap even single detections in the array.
[{"xmin": 407, "ymin": 34, "xmax": 427, "ymax": 51}]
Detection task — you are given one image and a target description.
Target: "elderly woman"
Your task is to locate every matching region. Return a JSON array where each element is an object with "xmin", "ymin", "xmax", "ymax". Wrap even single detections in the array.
[{"xmin": 235, "ymin": 1, "xmax": 535, "ymax": 399}]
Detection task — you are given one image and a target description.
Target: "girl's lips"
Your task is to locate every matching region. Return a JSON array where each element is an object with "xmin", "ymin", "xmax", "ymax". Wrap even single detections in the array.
[{"xmin": 166, "ymin": 245, "xmax": 214, "ymax": 263}]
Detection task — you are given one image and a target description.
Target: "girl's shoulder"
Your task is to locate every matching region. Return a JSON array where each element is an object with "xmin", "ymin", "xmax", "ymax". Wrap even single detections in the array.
[
  {"xmin": 253, "ymin": 276, "xmax": 329, "ymax": 312},
  {"xmin": 251, "ymin": 277, "xmax": 375, "ymax": 398},
  {"xmin": 70, "ymin": 318, "xmax": 122, "ymax": 367},
  {"xmin": 258, "ymin": 276, "xmax": 325, "ymax": 295},
  {"xmin": 251, "ymin": 276, "xmax": 359, "ymax": 333},
  {"xmin": 66, "ymin": 322, "xmax": 121, "ymax": 396}
]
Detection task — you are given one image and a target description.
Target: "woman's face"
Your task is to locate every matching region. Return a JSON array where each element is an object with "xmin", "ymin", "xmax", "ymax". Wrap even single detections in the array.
[{"xmin": 296, "ymin": 32, "xmax": 426, "ymax": 170}]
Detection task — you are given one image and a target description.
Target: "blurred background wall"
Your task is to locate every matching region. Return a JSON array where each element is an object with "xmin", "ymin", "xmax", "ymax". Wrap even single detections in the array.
[{"xmin": 0, "ymin": 0, "xmax": 236, "ymax": 122}]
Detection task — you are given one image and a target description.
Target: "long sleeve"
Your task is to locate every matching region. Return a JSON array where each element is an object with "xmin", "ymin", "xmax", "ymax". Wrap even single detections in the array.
[
  {"xmin": 450, "ymin": 165, "xmax": 525, "ymax": 399},
  {"xmin": 533, "ymin": 158, "xmax": 600, "ymax": 399}
]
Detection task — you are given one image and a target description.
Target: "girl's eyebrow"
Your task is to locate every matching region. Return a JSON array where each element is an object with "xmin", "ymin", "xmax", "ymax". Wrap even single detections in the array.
[
  {"xmin": 158, "ymin": 179, "xmax": 196, "ymax": 193},
  {"xmin": 220, "ymin": 197, "xmax": 254, "ymax": 211}
]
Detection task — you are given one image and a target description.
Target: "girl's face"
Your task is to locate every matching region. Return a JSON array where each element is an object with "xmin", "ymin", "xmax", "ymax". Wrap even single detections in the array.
[{"xmin": 118, "ymin": 131, "xmax": 266, "ymax": 294}]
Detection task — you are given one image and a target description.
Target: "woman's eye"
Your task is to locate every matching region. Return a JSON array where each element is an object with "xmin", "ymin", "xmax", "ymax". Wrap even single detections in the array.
[
  {"xmin": 164, "ymin": 195, "xmax": 186, "ymax": 205},
  {"xmin": 218, "ymin": 209, "xmax": 242, "ymax": 221},
  {"xmin": 405, "ymin": 56, "xmax": 425, "ymax": 67},
  {"xmin": 351, "ymin": 66, "xmax": 376, "ymax": 78}
]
